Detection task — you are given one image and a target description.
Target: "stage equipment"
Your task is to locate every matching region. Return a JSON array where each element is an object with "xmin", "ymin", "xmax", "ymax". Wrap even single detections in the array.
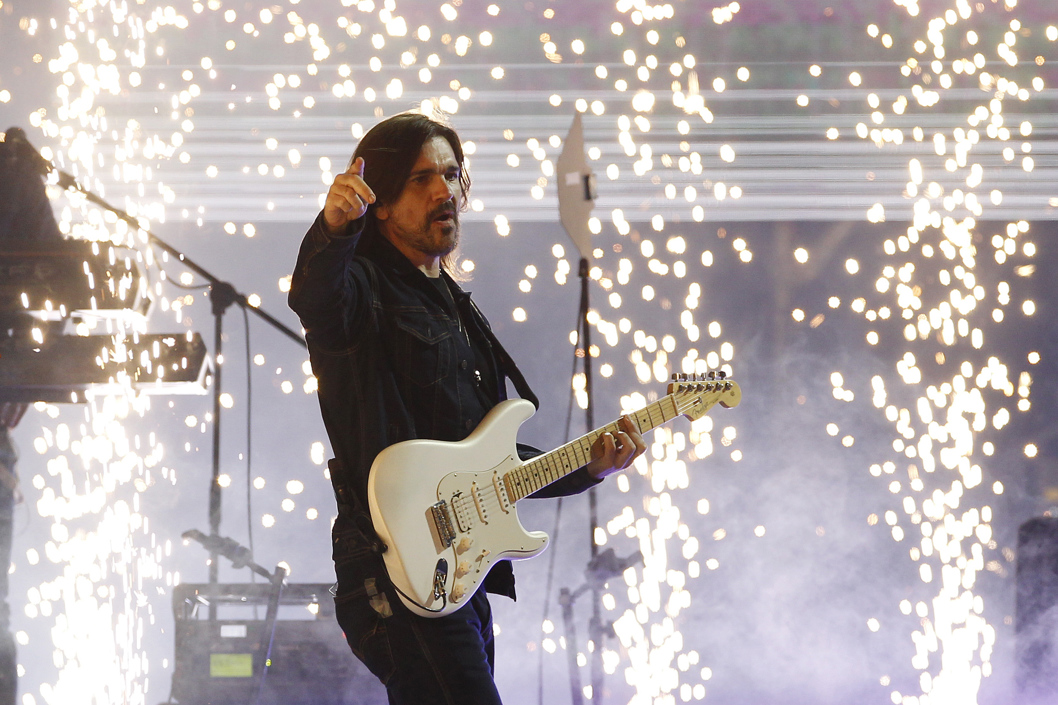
[
  {"xmin": 16, "ymin": 132, "xmax": 306, "ymax": 608},
  {"xmin": 558, "ymin": 548, "xmax": 645, "ymax": 704},
  {"xmin": 172, "ymin": 532, "xmax": 385, "ymax": 705},
  {"xmin": 0, "ymin": 240, "xmax": 150, "ymax": 323},
  {"xmin": 555, "ymin": 111, "xmax": 613, "ymax": 704},
  {"xmin": 0, "ymin": 331, "xmax": 209, "ymax": 402},
  {"xmin": 175, "ymin": 531, "xmax": 384, "ymax": 705},
  {"xmin": 171, "ymin": 581, "xmax": 385, "ymax": 705}
]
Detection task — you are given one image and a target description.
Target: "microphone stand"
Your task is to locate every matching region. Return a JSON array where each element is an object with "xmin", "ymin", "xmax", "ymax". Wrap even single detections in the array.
[
  {"xmin": 46, "ymin": 163, "xmax": 304, "ymax": 617},
  {"xmin": 577, "ymin": 257, "xmax": 606, "ymax": 705}
]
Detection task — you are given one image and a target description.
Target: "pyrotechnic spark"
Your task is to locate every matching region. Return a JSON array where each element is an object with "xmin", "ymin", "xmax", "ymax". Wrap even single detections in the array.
[
  {"xmin": 6, "ymin": 0, "xmax": 1052, "ymax": 703},
  {"xmin": 791, "ymin": 3, "xmax": 1050, "ymax": 703}
]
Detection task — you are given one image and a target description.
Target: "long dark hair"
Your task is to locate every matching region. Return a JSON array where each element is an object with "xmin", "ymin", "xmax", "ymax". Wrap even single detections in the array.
[
  {"xmin": 351, "ymin": 112, "xmax": 471, "ymax": 275},
  {"xmin": 352, "ymin": 112, "xmax": 470, "ymax": 214}
]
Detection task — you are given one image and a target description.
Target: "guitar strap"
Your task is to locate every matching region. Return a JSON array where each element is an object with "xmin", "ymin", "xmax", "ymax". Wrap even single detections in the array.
[{"xmin": 466, "ymin": 298, "xmax": 539, "ymax": 410}]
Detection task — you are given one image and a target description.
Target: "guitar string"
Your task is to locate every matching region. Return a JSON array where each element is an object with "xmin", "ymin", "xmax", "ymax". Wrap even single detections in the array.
[
  {"xmin": 444, "ymin": 390, "xmax": 719, "ymax": 523},
  {"xmin": 468, "ymin": 402, "xmax": 670, "ymax": 510},
  {"xmin": 448, "ymin": 411, "xmax": 667, "ymax": 520}
]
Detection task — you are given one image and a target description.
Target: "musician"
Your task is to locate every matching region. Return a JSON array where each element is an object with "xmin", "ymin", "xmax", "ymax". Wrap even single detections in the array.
[
  {"xmin": 0, "ymin": 126, "xmax": 64, "ymax": 705},
  {"xmin": 288, "ymin": 112, "xmax": 645, "ymax": 704}
]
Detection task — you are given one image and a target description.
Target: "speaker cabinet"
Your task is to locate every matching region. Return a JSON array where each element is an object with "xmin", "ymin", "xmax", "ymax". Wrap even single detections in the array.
[{"xmin": 171, "ymin": 583, "xmax": 385, "ymax": 705}]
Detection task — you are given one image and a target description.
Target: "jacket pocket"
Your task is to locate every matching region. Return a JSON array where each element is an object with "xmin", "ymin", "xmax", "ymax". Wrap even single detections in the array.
[{"xmin": 389, "ymin": 308, "xmax": 452, "ymax": 388}]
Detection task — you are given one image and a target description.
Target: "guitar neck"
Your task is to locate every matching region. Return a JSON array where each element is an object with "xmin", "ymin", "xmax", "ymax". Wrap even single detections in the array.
[{"xmin": 503, "ymin": 394, "xmax": 680, "ymax": 503}]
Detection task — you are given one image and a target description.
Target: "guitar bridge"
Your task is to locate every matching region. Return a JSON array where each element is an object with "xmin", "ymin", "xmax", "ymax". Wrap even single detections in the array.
[{"xmin": 430, "ymin": 501, "xmax": 456, "ymax": 548}]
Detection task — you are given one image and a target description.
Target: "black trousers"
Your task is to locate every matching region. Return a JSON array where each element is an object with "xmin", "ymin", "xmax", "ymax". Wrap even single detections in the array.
[{"xmin": 332, "ymin": 536, "xmax": 503, "ymax": 705}]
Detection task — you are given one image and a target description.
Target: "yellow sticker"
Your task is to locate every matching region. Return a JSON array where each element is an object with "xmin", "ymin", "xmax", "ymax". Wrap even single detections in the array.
[{"xmin": 210, "ymin": 653, "xmax": 253, "ymax": 678}]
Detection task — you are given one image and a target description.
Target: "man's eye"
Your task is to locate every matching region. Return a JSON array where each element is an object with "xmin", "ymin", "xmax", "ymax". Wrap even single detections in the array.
[{"xmin": 446, "ymin": 172, "xmax": 460, "ymax": 181}]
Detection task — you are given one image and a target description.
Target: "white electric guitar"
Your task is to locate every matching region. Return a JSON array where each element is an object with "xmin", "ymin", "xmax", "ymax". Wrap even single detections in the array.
[{"xmin": 367, "ymin": 372, "xmax": 741, "ymax": 618}]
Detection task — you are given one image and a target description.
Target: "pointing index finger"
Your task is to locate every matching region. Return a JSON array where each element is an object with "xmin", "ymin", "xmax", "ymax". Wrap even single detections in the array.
[{"xmin": 345, "ymin": 156, "xmax": 375, "ymax": 203}]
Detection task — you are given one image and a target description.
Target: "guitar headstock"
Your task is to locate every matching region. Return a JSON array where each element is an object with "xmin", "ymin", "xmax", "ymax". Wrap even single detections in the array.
[{"xmin": 667, "ymin": 372, "xmax": 742, "ymax": 421}]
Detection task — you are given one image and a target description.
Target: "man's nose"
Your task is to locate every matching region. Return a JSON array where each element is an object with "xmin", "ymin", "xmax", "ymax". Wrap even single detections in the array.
[{"xmin": 433, "ymin": 177, "xmax": 457, "ymax": 202}]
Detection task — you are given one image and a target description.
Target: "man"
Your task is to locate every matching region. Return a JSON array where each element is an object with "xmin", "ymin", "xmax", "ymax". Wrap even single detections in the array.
[
  {"xmin": 288, "ymin": 112, "xmax": 645, "ymax": 704},
  {"xmin": 0, "ymin": 126, "xmax": 64, "ymax": 705}
]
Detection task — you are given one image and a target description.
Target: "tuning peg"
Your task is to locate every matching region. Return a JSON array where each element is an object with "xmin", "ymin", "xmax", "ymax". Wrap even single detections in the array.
[{"xmin": 718, "ymin": 370, "xmax": 727, "ymax": 380}]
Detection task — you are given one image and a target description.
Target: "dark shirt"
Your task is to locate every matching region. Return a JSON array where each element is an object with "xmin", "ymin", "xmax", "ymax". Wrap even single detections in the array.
[{"xmin": 288, "ymin": 212, "xmax": 599, "ymax": 598}]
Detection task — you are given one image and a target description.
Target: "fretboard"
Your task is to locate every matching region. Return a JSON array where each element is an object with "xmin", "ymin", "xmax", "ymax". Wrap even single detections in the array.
[{"xmin": 503, "ymin": 394, "xmax": 680, "ymax": 502}]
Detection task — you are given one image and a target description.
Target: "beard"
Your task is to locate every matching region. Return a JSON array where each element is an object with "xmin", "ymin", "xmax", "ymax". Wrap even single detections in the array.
[{"xmin": 407, "ymin": 203, "xmax": 460, "ymax": 258}]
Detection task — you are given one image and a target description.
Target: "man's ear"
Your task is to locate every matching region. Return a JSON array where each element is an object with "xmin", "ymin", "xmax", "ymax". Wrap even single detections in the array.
[{"xmin": 374, "ymin": 203, "xmax": 389, "ymax": 221}]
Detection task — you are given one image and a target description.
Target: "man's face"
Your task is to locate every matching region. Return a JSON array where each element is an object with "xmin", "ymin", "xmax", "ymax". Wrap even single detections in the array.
[{"xmin": 376, "ymin": 135, "xmax": 463, "ymax": 264}]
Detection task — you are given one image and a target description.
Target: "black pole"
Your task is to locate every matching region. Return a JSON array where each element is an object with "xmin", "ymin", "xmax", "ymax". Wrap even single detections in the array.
[
  {"xmin": 577, "ymin": 257, "xmax": 606, "ymax": 704},
  {"xmin": 559, "ymin": 587, "xmax": 584, "ymax": 705},
  {"xmin": 207, "ymin": 282, "xmax": 239, "ymax": 606}
]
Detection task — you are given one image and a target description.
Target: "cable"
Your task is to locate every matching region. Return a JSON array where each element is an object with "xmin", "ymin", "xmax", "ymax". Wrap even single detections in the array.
[{"xmin": 390, "ymin": 580, "xmax": 448, "ymax": 615}]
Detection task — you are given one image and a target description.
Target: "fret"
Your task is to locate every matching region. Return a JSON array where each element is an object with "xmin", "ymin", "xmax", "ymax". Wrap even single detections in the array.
[
  {"xmin": 646, "ymin": 402, "xmax": 663, "ymax": 429},
  {"xmin": 525, "ymin": 464, "xmax": 539, "ymax": 493},
  {"xmin": 513, "ymin": 465, "xmax": 525, "ymax": 494},
  {"xmin": 570, "ymin": 440, "xmax": 588, "ymax": 468},
  {"xmin": 525, "ymin": 464, "xmax": 538, "ymax": 494},
  {"xmin": 541, "ymin": 454, "xmax": 555, "ymax": 484},
  {"xmin": 502, "ymin": 390, "xmax": 718, "ymax": 504},
  {"xmin": 558, "ymin": 446, "xmax": 575, "ymax": 473},
  {"xmin": 664, "ymin": 395, "xmax": 679, "ymax": 421},
  {"xmin": 495, "ymin": 381, "xmax": 736, "ymax": 501},
  {"xmin": 530, "ymin": 463, "xmax": 544, "ymax": 492},
  {"xmin": 534, "ymin": 458, "xmax": 549, "ymax": 486}
]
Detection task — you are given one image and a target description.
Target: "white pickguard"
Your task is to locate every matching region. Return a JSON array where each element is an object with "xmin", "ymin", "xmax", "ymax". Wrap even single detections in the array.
[{"xmin": 367, "ymin": 399, "xmax": 549, "ymax": 618}]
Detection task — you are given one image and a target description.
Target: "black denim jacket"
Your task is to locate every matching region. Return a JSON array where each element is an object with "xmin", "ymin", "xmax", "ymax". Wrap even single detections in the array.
[{"xmin": 289, "ymin": 213, "xmax": 600, "ymax": 598}]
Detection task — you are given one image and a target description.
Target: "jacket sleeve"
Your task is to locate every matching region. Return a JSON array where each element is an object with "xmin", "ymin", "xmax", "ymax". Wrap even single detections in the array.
[
  {"xmin": 518, "ymin": 443, "xmax": 604, "ymax": 499},
  {"xmin": 287, "ymin": 211, "xmax": 367, "ymax": 351}
]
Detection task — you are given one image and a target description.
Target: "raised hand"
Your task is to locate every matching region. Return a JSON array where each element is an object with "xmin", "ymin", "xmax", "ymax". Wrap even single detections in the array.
[{"xmin": 323, "ymin": 156, "xmax": 376, "ymax": 234}]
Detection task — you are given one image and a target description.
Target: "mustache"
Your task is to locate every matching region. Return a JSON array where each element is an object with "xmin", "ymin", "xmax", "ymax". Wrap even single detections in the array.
[{"xmin": 429, "ymin": 204, "xmax": 458, "ymax": 221}]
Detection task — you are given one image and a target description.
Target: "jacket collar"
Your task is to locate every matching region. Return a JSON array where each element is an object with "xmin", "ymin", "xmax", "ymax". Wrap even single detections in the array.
[{"xmin": 355, "ymin": 219, "xmax": 471, "ymax": 302}]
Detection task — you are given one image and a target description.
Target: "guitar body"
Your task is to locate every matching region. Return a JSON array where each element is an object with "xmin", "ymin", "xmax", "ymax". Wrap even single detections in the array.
[
  {"xmin": 367, "ymin": 399, "xmax": 549, "ymax": 618},
  {"xmin": 367, "ymin": 372, "xmax": 742, "ymax": 619}
]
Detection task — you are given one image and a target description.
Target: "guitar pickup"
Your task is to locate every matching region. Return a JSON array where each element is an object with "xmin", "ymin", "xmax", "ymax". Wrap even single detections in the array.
[{"xmin": 430, "ymin": 501, "xmax": 456, "ymax": 548}]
